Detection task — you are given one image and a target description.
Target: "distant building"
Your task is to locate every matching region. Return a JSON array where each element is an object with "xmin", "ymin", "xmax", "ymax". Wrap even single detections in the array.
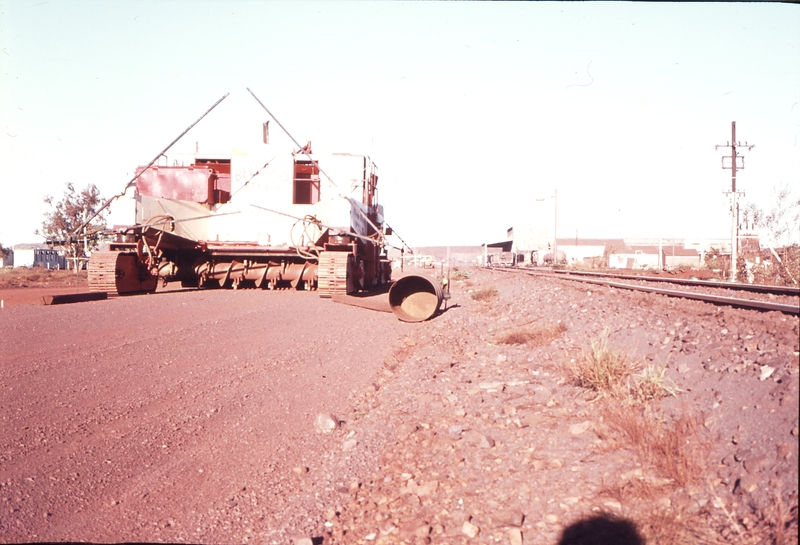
[
  {"xmin": 607, "ymin": 243, "xmax": 700, "ymax": 270},
  {"xmin": 481, "ymin": 239, "xmax": 514, "ymax": 266},
  {"xmin": 483, "ymin": 227, "xmax": 729, "ymax": 271},
  {"xmin": 12, "ymin": 243, "xmax": 67, "ymax": 269},
  {"xmin": 556, "ymin": 238, "xmax": 626, "ymax": 267}
]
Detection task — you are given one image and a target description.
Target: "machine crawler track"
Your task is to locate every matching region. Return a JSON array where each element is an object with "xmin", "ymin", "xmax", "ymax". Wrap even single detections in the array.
[
  {"xmin": 317, "ymin": 251, "xmax": 351, "ymax": 298},
  {"xmin": 88, "ymin": 251, "xmax": 158, "ymax": 296}
]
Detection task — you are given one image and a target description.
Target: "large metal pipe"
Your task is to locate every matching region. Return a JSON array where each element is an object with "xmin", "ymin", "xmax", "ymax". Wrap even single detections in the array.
[{"xmin": 388, "ymin": 274, "xmax": 443, "ymax": 322}]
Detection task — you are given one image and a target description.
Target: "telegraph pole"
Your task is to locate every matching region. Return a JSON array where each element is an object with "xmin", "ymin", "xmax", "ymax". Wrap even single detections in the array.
[
  {"xmin": 553, "ymin": 188, "xmax": 558, "ymax": 265},
  {"xmin": 716, "ymin": 121, "xmax": 754, "ymax": 281}
]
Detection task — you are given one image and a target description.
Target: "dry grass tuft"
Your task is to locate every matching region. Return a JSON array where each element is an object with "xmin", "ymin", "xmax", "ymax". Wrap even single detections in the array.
[
  {"xmin": 570, "ymin": 332, "xmax": 678, "ymax": 403},
  {"xmin": 638, "ymin": 500, "xmax": 729, "ymax": 545},
  {"xmin": 498, "ymin": 322, "xmax": 568, "ymax": 346},
  {"xmin": 574, "ymin": 334, "xmax": 796, "ymax": 545},
  {"xmin": 717, "ymin": 486, "xmax": 799, "ymax": 545},
  {"xmin": 569, "ymin": 331, "xmax": 638, "ymax": 397},
  {"xmin": 632, "ymin": 363, "xmax": 680, "ymax": 402},
  {"xmin": 470, "ymin": 286, "xmax": 498, "ymax": 302},
  {"xmin": 756, "ymin": 489, "xmax": 799, "ymax": 545},
  {"xmin": 597, "ymin": 479, "xmax": 711, "ymax": 545},
  {"xmin": 602, "ymin": 473, "xmax": 799, "ymax": 545},
  {"xmin": 572, "ymin": 334, "xmax": 693, "ymax": 482},
  {"xmin": 596, "ymin": 405, "xmax": 718, "ymax": 545},
  {"xmin": 603, "ymin": 403, "xmax": 709, "ymax": 488}
]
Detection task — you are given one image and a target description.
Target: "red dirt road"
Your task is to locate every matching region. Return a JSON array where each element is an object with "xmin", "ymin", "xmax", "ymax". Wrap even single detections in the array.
[
  {"xmin": 0, "ymin": 288, "xmax": 407, "ymax": 543},
  {"xmin": 0, "ymin": 286, "xmax": 85, "ymax": 308}
]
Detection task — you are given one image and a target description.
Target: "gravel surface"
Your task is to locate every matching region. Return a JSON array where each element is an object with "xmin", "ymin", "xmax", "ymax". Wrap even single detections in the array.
[{"xmin": 1, "ymin": 267, "xmax": 798, "ymax": 544}]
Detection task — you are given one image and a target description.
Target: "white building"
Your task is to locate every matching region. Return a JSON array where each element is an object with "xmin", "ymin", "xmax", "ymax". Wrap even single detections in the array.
[
  {"xmin": 12, "ymin": 243, "xmax": 66, "ymax": 268},
  {"xmin": 483, "ymin": 228, "xmax": 727, "ymax": 270}
]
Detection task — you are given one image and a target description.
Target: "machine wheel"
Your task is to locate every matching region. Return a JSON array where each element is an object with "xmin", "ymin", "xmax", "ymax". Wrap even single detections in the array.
[{"xmin": 88, "ymin": 251, "xmax": 158, "ymax": 296}]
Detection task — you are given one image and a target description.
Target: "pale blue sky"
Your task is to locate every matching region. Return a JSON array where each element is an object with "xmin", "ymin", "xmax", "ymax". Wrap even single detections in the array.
[{"xmin": 1, "ymin": 1, "xmax": 798, "ymax": 248}]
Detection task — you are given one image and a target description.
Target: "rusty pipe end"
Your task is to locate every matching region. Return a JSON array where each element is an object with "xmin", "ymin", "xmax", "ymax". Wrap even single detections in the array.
[{"xmin": 388, "ymin": 274, "xmax": 443, "ymax": 322}]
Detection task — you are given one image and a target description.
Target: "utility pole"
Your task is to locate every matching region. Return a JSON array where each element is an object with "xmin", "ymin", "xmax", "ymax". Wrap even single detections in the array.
[
  {"xmin": 716, "ymin": 121, "xmax": 754, "ymax": 282},
  {"xmin": 553, "ymin": 188, "xmax": 558, "ymax": 265},
  {"xmin": 535, "ymin": 190, "xmax": 558, "ymax": 265}
]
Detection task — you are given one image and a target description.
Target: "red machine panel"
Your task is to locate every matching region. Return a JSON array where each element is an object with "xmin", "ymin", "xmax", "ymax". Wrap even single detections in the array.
[{"xmin": 137, "ymin": 165, "xmax": 215, "ymax": 203}]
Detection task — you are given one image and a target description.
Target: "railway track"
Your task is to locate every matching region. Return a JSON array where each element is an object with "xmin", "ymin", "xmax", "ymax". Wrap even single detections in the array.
[{"xmin": 490, "ymin": 266, "xmax": 800, "ymax": 315}]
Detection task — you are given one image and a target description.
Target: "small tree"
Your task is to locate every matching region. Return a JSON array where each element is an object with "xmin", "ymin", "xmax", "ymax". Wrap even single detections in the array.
[
  {"xmin": 741, "ymin": 183, "xmax": 800, "ymax": 284},
  {"xmin": 603, "ymin": 244, "xmax": 618, "ymax": 269},
  {"xmin": 37, "ymin": 183, "xmax": 109, "ymax": 265},
  {"xmin": 703, "ymin": 247, "xmax": 722, "ymax": 270},
  {"xmin": 759, "ymin": 183, "xmax": 800, "ymax": 248}
]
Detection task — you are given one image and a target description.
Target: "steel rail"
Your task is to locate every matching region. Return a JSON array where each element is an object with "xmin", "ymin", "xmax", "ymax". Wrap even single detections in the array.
[
  {"xmin": 491, "ymin": 267, "xmax": 800, "ymax": 316},
  {"xmin": 545, "ymin": 268, "xmax": 800, "ymax": 297}
]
